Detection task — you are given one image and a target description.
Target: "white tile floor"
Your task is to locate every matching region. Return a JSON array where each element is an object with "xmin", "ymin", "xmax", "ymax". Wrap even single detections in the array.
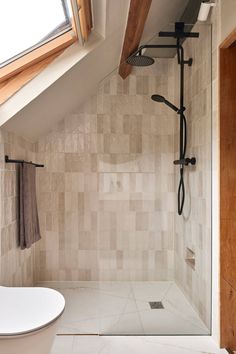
[
  {"xmin": 38, "ymin": 281, "xmax": 209, "ymax": 335},
  {"xmin": 50, "ymin": 335, "xmax": 227, "ymax": 354}
]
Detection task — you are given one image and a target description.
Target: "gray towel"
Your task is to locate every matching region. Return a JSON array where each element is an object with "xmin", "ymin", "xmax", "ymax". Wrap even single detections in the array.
[{"xmin": 19, "ymin": 163, "xmax": 41, "ymax": 249}]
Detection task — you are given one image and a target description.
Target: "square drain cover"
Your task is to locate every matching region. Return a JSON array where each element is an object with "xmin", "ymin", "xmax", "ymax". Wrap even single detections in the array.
[{"xmin": 149, "ymin": 301, "xmax": 164, "ymax": 309}]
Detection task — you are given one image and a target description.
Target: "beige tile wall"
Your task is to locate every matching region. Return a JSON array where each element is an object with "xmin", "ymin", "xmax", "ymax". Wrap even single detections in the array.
[
  {"xmin": 173, "ymin": 23, "xmax": 212, "ymax": 328},
  {"xmin": 0, "ymin": 130, "xmax": 36, "ymax": 286},
  {"xmin": 35, "ymin": 60, "xmax": 177, "ymax": 281}
]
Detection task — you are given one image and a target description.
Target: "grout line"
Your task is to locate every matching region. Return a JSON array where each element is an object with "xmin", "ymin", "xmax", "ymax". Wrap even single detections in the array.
[
  {"xmin": 163, "ymin": 299, "xmax": 209, "ymax": 332},
  {"xmin": 166, "ymin": 282, "xmax": 211, "ymax": 327},
  {"xmin": 42, "ymin": 283, "xmax": 134, "ymax": 301},
  {"xmin": 99, "ymin": 287, "xmax": 137, "ymax": 334},
  {"xmin": 143, "ymin": 337, "xmax": 217, "ymax": 354},
  {"xmin": 130, "ymin": 282, "xmax": 147, "ymax": 335},
  {"xmin": 161, "ymin": 282, "xmax": 174, "ymax": 301}
]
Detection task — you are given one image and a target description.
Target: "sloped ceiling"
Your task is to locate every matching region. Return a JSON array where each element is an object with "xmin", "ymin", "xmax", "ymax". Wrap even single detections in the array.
[
  {"xmin": 141, "ymin": 0, "xmax": 189, "ymax": 42},
  {"xmin": 1, "ymin": 0, "xmax": 193, "ymax": 142}
]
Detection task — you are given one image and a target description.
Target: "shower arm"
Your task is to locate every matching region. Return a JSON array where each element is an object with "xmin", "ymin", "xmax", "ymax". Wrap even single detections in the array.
[
  {"xmin": 132, "ymin": 43, "xmax": 193, "ymax": 70},
  {"xmin": 134, "ymin": 44, "xmax": 178, "ymax": 58}
]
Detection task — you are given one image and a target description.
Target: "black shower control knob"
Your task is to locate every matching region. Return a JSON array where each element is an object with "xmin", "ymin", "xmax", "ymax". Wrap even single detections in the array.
[
  {"xmin": 173, "ymin": 157, "xmax": 196, "ymax": 166},
  {"xmin": 183, "ymin": 157, "xmax": 196, "ymax": 165},
  {"xmin": 187, "ymin": 157, "xmax": 196, "ymax": 165}
]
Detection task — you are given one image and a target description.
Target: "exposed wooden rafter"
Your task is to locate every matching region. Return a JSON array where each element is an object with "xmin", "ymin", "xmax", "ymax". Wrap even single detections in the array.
[{"xmin": 119, "ymin": 0, "xmax": 152, "ymax": 79}]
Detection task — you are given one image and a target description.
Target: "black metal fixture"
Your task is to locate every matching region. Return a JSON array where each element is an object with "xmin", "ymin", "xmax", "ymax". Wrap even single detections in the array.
[
  {"xmin": 151, "ymin": 95, "xmax": 179, "ymax": 113},
  {"xmin": 127, "ymin": 22, "xmax": 199, "ymax": 215},
  {"xmin": 5, "ymin": 155, "xmax": 44, "ymax": 168},
  {"xmin": 126, "ymin": 49, "xmax": 155, "ymax": 67}
]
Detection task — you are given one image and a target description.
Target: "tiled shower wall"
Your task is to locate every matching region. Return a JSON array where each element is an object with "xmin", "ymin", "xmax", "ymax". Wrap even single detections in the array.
[
  {"xmin": 0, "ymin": 130, "xmax": 36, "ymax": 286},
  {"xmin": 0, "ymin": 23, "xmax": 212, "ymax": 331},
  {"xmin": 35, "ymin": 60, "xmax": 177, "ymax": 281},
  {"xmin": 173, "ymin": 24, "xmax": 212, "ymax": 327}
]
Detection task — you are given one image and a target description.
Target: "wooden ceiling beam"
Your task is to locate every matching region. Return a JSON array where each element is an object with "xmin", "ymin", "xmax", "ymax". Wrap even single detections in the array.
[{"xmin": 119, "ymin": 0, "xmax": 152, "ymax": 79}]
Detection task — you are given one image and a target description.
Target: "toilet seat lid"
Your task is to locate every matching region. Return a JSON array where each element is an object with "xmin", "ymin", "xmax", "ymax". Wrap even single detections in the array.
[{"xmin": 0, "ymin": 286, "xmax": 65, "ymax": 336}]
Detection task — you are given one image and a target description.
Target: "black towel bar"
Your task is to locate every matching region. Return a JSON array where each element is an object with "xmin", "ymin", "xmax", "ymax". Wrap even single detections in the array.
[{"xmin": 5, "ymin": 155, "xmax": 44, "ymax": 168}]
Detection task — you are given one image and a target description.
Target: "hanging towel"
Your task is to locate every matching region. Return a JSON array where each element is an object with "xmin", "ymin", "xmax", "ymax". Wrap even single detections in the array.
[{"xmin": 19, "ymin": 163, "xmax": 41, "ymax": 249}]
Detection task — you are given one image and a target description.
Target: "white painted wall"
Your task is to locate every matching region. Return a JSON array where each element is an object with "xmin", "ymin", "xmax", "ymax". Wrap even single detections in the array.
[
  {"xmin": 142, "ymin": 0, "xmax": 188, "ymax": 42},
  {"xmin": 92, "ymin": 0, "xmax": 107, "ymax": 38},
  {"xmin": 221, "ymin": 0, "xmax": 236, "ymax": 40}
]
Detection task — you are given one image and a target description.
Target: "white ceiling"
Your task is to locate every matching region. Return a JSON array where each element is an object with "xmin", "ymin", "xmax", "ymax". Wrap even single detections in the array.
[{"xmin": 1, "ymin": 0, "xmax": 190, "ymax": 142}]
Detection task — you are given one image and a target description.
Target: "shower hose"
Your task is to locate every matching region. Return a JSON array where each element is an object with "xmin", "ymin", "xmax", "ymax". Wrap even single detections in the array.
[{"xmin": 177, "ymin": 114, "xmax": 187, "ymax": 215}]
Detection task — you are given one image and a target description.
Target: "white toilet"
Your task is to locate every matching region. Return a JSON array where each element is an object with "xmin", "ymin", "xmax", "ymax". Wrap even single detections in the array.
[{"xmin": 0, "ymin": 286, "xmax": 65, "ymax": 354}]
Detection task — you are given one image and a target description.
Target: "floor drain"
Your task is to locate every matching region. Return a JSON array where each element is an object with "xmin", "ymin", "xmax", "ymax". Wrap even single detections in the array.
[{"xmin": 149, "ymin": 301, "xmax": 164, "ymax": 309}]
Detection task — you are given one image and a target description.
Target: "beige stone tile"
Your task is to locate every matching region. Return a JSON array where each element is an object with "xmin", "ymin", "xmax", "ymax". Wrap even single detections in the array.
[
  {"xmin": 65, "ymin": 153, "xmax": 85, "ymax": 172},
  {"xmin": 104, "ymin": 134, "xmax": 130, "ymax": 154}
]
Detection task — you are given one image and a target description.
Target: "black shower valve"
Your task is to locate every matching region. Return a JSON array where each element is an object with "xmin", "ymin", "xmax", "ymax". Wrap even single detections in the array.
[{"xmin": 173, "ymin": 157, "xmax": 196, "ymax": 166}]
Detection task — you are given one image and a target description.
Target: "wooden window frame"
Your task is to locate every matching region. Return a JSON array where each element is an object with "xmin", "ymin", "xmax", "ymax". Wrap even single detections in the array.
[
  {"xmin": 0, "ymin": 0, "xmax": 93, "ymax": 84},
  {"xmin": 78, "ymin": 0, "xmax": 93, "ymax": 41},
  {"xmin": 0, "ymin": 31, "xmax": 76, "ymax": 83}
]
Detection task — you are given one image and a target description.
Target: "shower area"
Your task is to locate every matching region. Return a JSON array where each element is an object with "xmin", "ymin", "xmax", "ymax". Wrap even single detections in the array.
[{"xmin": 35, "ymin": 22, "xmax": 212, "ymax": 336}]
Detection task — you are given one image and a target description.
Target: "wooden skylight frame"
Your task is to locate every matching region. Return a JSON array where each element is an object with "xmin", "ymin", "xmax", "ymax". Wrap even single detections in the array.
[{"xmin": 0, "ymin": 0, "xmax": 93, "ymax": 84}]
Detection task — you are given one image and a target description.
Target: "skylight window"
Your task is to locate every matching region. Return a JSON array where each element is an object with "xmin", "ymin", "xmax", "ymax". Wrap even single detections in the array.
[
  {"xmin": 0, "ymin": 0, "xmax": 93, "ymax": 84},
  {"xmin": 0, "ymin": 0, "xmax": 72, "ymax": 68}
]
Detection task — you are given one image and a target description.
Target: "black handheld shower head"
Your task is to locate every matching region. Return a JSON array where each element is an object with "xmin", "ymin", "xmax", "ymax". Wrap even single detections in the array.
[
  {"xmin": 151, "ymin": 94, "xmax": 179, "ymax": 113},
  {"xmin": 151, "ymin": 94, "xmax": 166, "ymax": 103},
  {"xmin": 126, "ymin": 49, "xmax": 155, "ymax": 67}
]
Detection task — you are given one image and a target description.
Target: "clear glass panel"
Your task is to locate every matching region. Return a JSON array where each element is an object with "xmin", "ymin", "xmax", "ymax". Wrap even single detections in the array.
[
  {"xmin": 97, "ymin": 22, "xmax": 212, "ymax": 335},
  {"xmin": 34, "ymin": 21, "xmax": 212, "ymax": 337},
  {"xmin": 0, "ymin": 0, "xmax": 72, "ymax": 67}
]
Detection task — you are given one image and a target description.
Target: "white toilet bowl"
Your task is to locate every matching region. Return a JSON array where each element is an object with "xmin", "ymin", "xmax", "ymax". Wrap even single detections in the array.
[{"xmin": 0, "ymin": 286, "xmax": 65, "ymax": 354}]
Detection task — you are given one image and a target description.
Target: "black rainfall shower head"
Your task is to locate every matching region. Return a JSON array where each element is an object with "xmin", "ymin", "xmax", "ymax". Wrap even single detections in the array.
[
  {"xmin": 151, "ymin": 94, "xmax": 179, "ymax": 113},
  {"xmin": 126, "ymin": 52, "xmax": 155, "ymax": 67}
]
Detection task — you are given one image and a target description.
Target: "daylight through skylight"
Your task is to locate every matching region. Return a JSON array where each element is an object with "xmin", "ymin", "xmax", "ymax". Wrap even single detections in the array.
[{"xmin": 0, "ymin": 0, "xmax": 72, "ymax": 67}]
